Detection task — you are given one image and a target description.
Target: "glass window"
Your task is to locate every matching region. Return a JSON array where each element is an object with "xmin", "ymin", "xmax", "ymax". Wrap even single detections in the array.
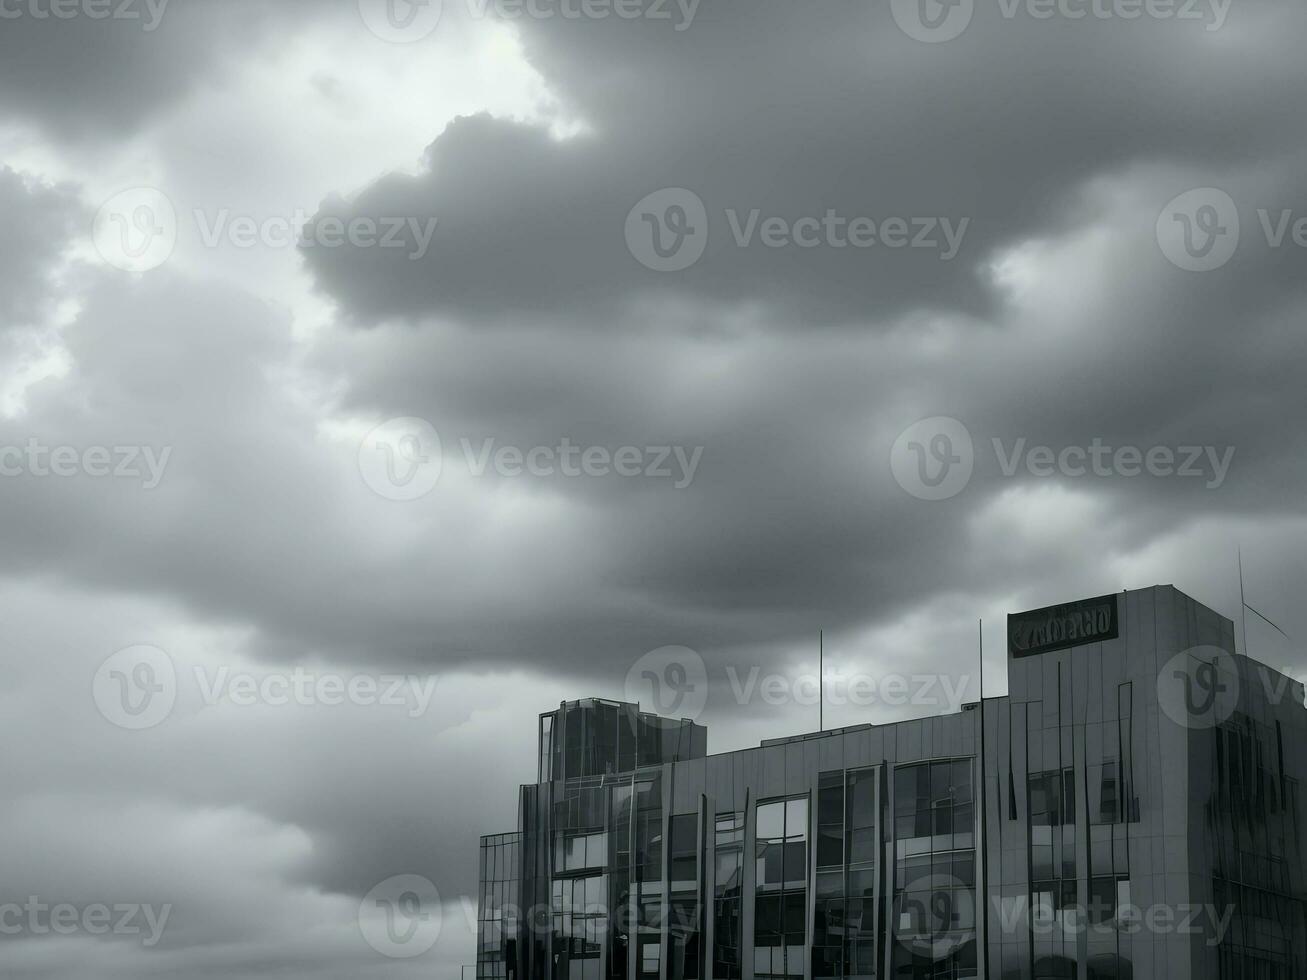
[
  {"xmin": 552, "ymin": 873, "xmax": 608, "ymax": 973},
  {"xmin": 539, "ymin": 714, "xmax": 554, "ymax": 782},
  {"xmin": 812, "ymin": 768, "xmax": 883, "ymax": 977},
  {"xmin": 640, "ymin": 941, "xmax": 660, "ymax": 977},
  {"xmin": 1027, "ymin": 765, "xmax": 1079, "ymax": 941},
  {"xmin": 754, "ymin": 796, "xmax": 808, "ymax": 979},
  {"xmin": 817, "ymin": 824, "xmax": 843, "ymax": 868},
  {"xmin": 713, "ymin": 811, "xmax": 744, "ymax": 980},
  {"xmin": 669, "ymin": 814, "xmax": 698, "ymax": 891},
  {"xmin": 669, "ymin": 895, "xmax": 701, "ymax": 980},
  {"xmin": 715, "ymin": 811, "xmax": 744, "ymax": 847},
  {"xmin": 1092, "ymin": 761, "xmax": 1120, "ymax": 824},
  {"xmin": 757, "ymin": 800, "xmax": 786, "ymax": 840},
  {"xmin": 715, "ymin": 849, "xmax": 742, "ymax": 895},
  {"xmin": 892, "ymin": 761, "xmax": 977, "ymax": 979},
  {"xmin": 1030, "ymin": 768, "xmax": 1075, "ymax": 827},
  {"xmin": 785, "ymin": 798, "xmax": 806, "ymax": 834},
  {"xmin": 1088, "ymin": 875, "xmax": 1131, "ymax": 925}
]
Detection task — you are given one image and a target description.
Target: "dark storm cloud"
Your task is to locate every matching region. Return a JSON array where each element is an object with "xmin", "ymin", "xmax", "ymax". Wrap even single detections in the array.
[
  {"xmin": 0, "ymin": 0, "xmax": 1301, "ymax": 710},
  {"xmin": 298, "ymin": 164, "xmax": 1307, "ymax": 689},
  {"xmin": 303, "ymin": 0, "xmax": 1307, "ymax": 324},
  {"xmin": 0, "ymin": 0, "xmax": 340, "ymax": 139},
  {"xmin": 4, "ymin": 1, "xmax": 1307, "ymax": 977}
]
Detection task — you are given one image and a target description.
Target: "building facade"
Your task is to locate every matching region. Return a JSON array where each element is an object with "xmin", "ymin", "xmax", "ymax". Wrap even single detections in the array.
[{"xmin": 477, "ymin": 586, "xmax": 1307, "ymax": 979}]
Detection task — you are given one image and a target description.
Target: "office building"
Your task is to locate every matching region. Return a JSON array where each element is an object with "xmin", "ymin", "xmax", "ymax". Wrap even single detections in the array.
[{"xmin": 477, "ymin": 586, "xmax": 1307, "ymax": 979}]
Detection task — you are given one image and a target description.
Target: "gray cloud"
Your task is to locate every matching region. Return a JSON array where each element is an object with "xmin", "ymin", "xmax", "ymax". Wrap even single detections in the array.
[
  {"xmin": 0, "ymin": 167, "xmax": 79, "ymax": 328},
  {"xmin": 0, "ymin": 0, "xmax": 342, "ymax": 140},
  {"xmin": 3, "ymin": 0, "xmax": 1307, "ymax": 976},
  {"xmin": 303, "ymin": 0, "xmax": 1307, "ymax": 324}
]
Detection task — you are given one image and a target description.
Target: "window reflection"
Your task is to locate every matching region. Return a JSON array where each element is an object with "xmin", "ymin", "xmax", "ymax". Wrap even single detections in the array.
[
  {"xmin": 892, "ymin": 760, "xmax": 977, "ymax": 980},
  {"xmin": 478, "ymin": 833, "xmax": 521, "ymax": 980},
  {"xmin": 814, "ymin": 768, "xmax": 879, "ymax": 980},
  {"xmin": 668, "ymin": 813, "xmax": 700, "ymax": 980},
  {"xmin": 713, "ymin": 812, "xmax": 744, "ymax": 979},
  {"xmin": 754, "ymin": 797, "xmax": 808, "ymax": 978}
]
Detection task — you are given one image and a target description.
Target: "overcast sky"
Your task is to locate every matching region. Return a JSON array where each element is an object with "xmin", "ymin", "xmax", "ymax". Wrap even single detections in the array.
[{"xmin": 3, "ymin": 0, "xmax": 1306, "ymax": 976}]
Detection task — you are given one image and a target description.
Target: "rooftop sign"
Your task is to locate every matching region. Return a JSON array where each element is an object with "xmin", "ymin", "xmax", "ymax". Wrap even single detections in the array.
[{"xmin": 1008, "ymin": 593, "xmax": 1119, "ymax": 658}]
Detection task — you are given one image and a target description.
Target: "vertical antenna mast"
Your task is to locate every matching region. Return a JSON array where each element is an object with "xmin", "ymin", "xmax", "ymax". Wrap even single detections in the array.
[
  {"xmin": 818, "ymin": 629, "xmax": 824, "ymax": 733},
  {"xmin": 1239, "ymin": 547, "xmax": 1248, "ymax": 657},
  {"xmin": 977, "ymin": 618, "xmax": 990, "ymax": 976}
]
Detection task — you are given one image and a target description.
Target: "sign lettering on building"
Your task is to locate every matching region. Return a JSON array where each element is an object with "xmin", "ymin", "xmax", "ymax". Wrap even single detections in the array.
[{"xmin": 1008, "ymin": 594, "xmax": 1119, "ymax": 658}]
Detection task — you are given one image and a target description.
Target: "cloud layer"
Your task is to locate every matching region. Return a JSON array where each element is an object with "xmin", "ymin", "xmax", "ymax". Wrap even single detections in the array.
[{"xmin": 3, "ymin": 0, "xmax": 1307, "ymax": 976}]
